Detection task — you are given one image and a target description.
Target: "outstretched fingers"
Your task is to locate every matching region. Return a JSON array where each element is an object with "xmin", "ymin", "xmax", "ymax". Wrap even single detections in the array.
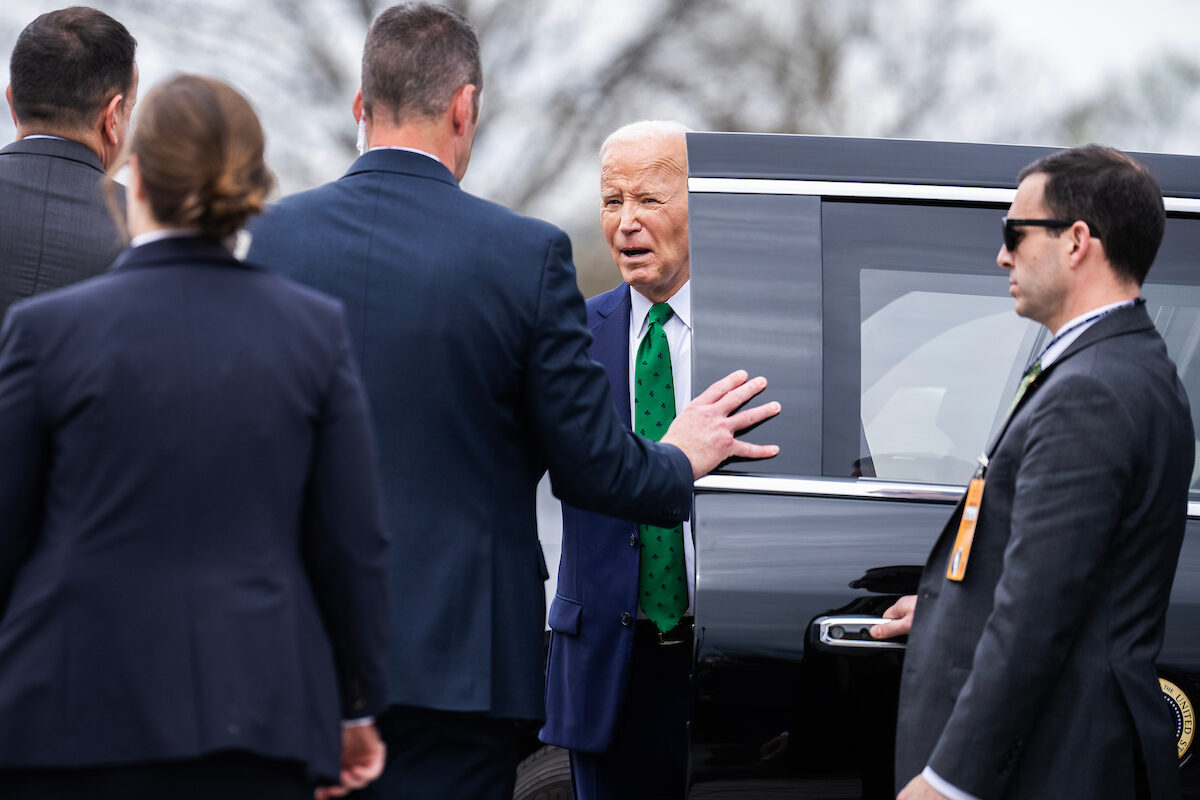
[
  {"xmin": 715, "ymin": 375, "xmax": 769, "ymax": 415},
  {"xmin": 726, "ymin": 398, "xmax": 781, "ymax": 432},
  {"xmin": 725, "ymin": 400, "xmax": 782, "ymax": 459},
  {"xmin": 728, "ymin": 439, "xmax": 780, "ymax": 459},
  {"xmin": 693, "ymin": 370, "xmax": 749, "ymax": 405}
]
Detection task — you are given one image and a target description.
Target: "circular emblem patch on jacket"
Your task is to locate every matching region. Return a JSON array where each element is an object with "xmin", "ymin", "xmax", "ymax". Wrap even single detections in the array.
[{"xmin": 1160, "ymin": 677, "xmax": 1195, "ymax": 760}]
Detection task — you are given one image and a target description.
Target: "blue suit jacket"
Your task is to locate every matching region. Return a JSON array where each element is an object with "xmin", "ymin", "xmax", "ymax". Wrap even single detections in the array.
[
  {"xmin": 0, "ymin": 237, "xmax": 389, "ymax": 781},
  {"xmin": 541, "ymin": 283, "xmax": 645, "ymax": 752},
  {"xmin": 246, "ymin": 151, "xmax": 692, "ymax": 721}
]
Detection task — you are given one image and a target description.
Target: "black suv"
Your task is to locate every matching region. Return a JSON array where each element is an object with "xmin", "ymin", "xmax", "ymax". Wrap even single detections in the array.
[{"xmin": 520, "ymin": 133, "xmax": 1200, "ymax": 799}]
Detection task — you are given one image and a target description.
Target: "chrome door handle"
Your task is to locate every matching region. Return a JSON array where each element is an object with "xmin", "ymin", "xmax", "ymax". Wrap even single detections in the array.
[{"xmin": 812, "ymin": 615, "xmax": 907, "ymax": 650}]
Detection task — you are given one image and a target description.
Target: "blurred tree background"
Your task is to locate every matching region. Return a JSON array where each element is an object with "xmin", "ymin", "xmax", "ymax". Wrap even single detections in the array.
[{"xmin": 3, "ymin": 0, "xmax": 1198, "ymax": 297}]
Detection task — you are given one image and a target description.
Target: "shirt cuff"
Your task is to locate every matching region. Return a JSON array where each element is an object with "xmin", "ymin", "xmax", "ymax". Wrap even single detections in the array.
[
  {"xmin": 342, "ymin": 716, "xmax": 374, "ymax": 728},
  {"xmin": 922, "ymin": 766, "xmax": 981, "ymax": 800}
]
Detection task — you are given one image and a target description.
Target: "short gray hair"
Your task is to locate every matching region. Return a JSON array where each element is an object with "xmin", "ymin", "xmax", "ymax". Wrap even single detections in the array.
[
  {"xmin": 599, "ymin": 120, "xmax": 691, "ymax": 163},
  {"xmin": 362, "ymin": 3, "xmax": 482, "ymax": 124}
]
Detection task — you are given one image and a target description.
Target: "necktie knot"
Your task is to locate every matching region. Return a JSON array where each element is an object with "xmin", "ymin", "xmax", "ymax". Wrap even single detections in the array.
[{"xmin": 648, "ymin": 302, "xmax": 674, "ymax": 329}]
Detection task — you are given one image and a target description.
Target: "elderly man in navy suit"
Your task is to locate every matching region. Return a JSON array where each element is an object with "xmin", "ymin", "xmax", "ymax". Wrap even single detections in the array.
[
  {"xmin": 540, "ymin": 120, "xmax": 696, "ymax": 800},
  {"xmin": 1, "ymin": 7, "xmax": 137, "ymax": 315},
  {"xmin": 247, "ymin": 5, "xmax": 780, "ymax": 799},
  {"xmin": 873, "ymin": 145, "xmax": 1193, "ymax": 800}
]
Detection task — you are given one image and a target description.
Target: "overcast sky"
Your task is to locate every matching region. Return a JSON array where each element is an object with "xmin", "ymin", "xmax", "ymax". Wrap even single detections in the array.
[
  {"xmin": 4, "ymin": 0, "xmax": 1200, "ymax": 140},
  {"xmin": 3, "ymin": 0, "xmax": 1199, "ymax": 170},
  {"xmin": 981, "ymin": 0, "xmax": 1200, "ymax": 96}
]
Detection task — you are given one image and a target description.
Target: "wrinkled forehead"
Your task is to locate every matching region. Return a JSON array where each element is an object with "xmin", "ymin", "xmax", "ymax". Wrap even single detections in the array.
[{"xmin": 601, "ymin": 136, "xmax": 688, "ymax": 186}]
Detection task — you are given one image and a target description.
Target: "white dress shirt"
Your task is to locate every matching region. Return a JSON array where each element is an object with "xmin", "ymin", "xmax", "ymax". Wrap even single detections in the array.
[{"xmin": 627, "ymin": 280, "xmax": 694, "ymax": 617}]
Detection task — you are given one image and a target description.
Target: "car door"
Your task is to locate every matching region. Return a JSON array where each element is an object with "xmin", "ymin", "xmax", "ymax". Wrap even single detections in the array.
[{"xmin": 687, "ymin": 133, "xmax": 1200, "ymax": 798}]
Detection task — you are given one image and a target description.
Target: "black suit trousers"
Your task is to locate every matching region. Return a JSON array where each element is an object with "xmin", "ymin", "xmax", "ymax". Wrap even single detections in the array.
[
  {"xmin": 353, "ymin": 705, "xmax": 534, "ymax": 800},
  {"xmin": 569, "ymin": 622, "xmax": 693, "ymax": 800}
]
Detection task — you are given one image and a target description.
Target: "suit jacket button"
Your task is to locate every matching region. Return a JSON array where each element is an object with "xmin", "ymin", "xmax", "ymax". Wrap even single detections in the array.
[
  {"xmin": 620, "ymin": 612, "xmax": 633, "ymax": 627},
  {"xmin": 629, "ymin": 533, "xmax": 639, "ymax": 547},
  {"xmin": 666, "ymin": 504, "xmax": 680, "ymax": 516}
]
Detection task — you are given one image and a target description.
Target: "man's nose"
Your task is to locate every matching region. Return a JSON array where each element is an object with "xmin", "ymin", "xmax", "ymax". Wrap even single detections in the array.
[
  {"xmin": 619, "ymin": 202, "xmax": 641, "ymax": 232},
  {"xmin": 997, "ymin": 244, "xmax": 1013, "ymax": 270}
]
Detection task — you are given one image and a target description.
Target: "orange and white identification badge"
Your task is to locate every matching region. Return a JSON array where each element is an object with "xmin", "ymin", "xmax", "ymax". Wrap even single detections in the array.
[{"xmin": 946, "ymin": 478, "xmax": 985, "ymax": 582}]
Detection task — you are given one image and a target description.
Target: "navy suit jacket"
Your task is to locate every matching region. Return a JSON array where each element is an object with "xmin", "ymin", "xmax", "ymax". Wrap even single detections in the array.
[
  {"xmin": 0, "ymin": 137, "xmax": 125, "ymax": 316},
  {"xmin": 540, "ymin": 283, "xmax": 644, "ymax": 752},
  {"xmin": 246, "ymin": 150, "xmax": 692, "ymax": 721},
  {"xmin": 0, "ymin": 237, "xmax": 389, "ymax": 781},
  {"xmin": 895, "ymin": 303, "xmax": 1193, "ymax": 800}
]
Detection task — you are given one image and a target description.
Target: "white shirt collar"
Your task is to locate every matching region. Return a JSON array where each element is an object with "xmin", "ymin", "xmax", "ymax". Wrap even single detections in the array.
[
  {"xmin": 130, "ymin": 228, "xmax": 202, "ymax": 248},
  {"xmin": 20, "ymin": 134, "xmax": 70, "ymax": 142},
  {"xmin": 1039, "ymin": 298, "xmax": 1138, "ymax": 369},
  {"xmin": 368, "ymin": 145, "xmax": 442, "ymax": 165},
  {"xmin": 630, "ymin": 279, "xmax": 691, "ymax": 334}
]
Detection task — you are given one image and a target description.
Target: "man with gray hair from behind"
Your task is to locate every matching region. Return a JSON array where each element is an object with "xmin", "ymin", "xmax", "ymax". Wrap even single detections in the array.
[
  {"xmin": 246, "ymin": 4, "xmax": 780, "ymax": 797},
  {"xmin": 540, "ymin": 120, "xmax": 697, "ymax": 800}
]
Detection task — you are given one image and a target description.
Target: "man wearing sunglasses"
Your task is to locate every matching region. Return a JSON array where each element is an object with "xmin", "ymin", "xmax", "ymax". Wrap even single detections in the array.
[{"xmin": 874, "ymin": 145, "xmax": 1193, "ymax": 800}]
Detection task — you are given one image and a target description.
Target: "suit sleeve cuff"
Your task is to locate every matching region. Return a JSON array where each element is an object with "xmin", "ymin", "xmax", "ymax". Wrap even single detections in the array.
[
  {"xmin": 922, "ymin": 766, "xmax": 981, "ymax": 800},
  {"xmin": 662, "ymin": 442, "xmax": 695, "ymax": 496}
]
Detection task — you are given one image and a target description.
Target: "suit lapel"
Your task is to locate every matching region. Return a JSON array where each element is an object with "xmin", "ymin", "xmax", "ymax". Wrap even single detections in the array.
[
  {"xmin": 986, "ymin": 302, "xmax": 1153, "ymax": 458},
  {"xmin": 932, "ymin": 303, "xmax": 1155, "ymax": 563},
  {"xmin": 590, "ymin": 286, "xmax": 632, "ymax": 428}
]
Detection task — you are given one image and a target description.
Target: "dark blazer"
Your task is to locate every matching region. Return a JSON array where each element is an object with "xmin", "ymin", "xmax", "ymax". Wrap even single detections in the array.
[
  {"xmin": 0, "ymin": 237, "xmax": 389, "ymax": 782},
  {"xmin": 246, "ymin": 150, "xmax": 693, "ymax": 722},
  {"xmin": 895, "ymin": 302, "xmax": 1193, "ymax": 800},
  {"xmin": 540, "ymin": 283, "xmax": 643, "ymax": 752},
  {"xmin": 0, "ymin": 137, "xmax": 125, "ymax": 316}
]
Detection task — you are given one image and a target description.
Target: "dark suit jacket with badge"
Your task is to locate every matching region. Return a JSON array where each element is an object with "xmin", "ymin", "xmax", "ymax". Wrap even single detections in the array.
[
  {"xmin": 895, "ymin": 302, "xmax": 1193, "ymax": 800},
  {"xmin": 0, "ymin": 237, "xmax": 389, "ymax": 782},
  {"xmin": 246, "ymin": 150, "xmax": 693, "ymax": 722},
  {"xmin": 0, "ymin": 137, "xmax": 126, "ymax": 316},
  {"xmin": 540, "ymin": 283, "xmax": 647, "ymax": 753}
]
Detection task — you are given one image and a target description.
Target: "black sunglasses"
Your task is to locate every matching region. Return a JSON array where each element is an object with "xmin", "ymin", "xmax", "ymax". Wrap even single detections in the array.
[{"xmin": 1002, "ymin": 217, "xmax": 1103, "ymax": 252}]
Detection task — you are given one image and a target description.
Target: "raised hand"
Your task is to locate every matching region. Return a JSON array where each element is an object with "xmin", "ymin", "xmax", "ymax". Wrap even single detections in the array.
[{"xmin": 661, "ymin": 370, "xmax": 781, "ymax": 479}]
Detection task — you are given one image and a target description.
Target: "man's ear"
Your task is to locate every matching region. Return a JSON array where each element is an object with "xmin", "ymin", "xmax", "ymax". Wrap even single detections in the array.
[
  {"xmin": 450, "ymin": 84, "xmax": 477, "ymax": 135},
  {"xmin": 352, "ymin": 87, "xmax": 364, "ymax": 123},
  {"xmin": 5, "ymin": 85, "xmax": 17, "ymax": 128},
  {"xmin": 101, "ymin": 92, "xmax": 124, "ymax": 145},
  {"xmin": 1066, "ymin": 220, "xmax": 1095, "ymax": 266}
]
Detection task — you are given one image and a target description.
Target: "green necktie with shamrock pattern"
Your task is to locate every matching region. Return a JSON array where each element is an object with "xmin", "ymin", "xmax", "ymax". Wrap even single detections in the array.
[{"xmin": 635, "ymin": 302, "xmax": 687, "ymax": 633}]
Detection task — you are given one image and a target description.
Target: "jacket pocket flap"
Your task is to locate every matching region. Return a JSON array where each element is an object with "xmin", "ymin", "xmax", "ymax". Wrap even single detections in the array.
[{"xmin": 547, "ymin": 595, "xmax": 583, "ymax": 635}]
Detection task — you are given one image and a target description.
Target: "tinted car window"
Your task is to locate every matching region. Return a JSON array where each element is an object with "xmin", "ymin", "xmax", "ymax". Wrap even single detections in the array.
[
  {"xmin": 823, "ymin": 202, "xmax": 1200, "ymax": 492},
  {"xmin": 822, "ymin": 201, "xmax": 1024, "ymax": 481},
  {"xmin": 859, "ymin": 270, "xmax": 1040, "ymax": 484}
]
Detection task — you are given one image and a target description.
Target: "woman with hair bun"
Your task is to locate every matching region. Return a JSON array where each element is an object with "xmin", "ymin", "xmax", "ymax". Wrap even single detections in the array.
[{"xmin": 0, "ymin": 75, "xmax": 388, "ymax": 800}]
